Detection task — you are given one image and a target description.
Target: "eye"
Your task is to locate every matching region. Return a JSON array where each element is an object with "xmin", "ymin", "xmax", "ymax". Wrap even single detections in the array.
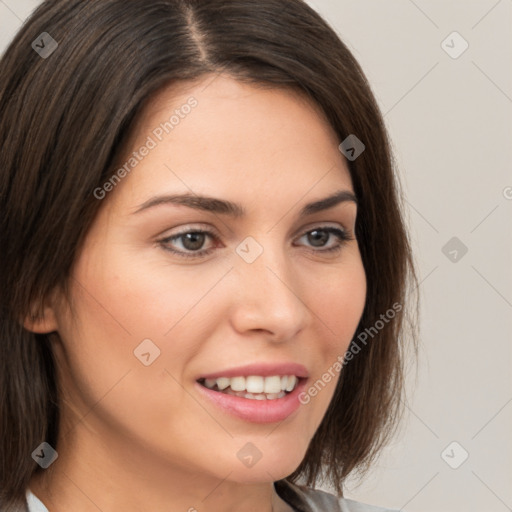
[
  {"xmin": 295, "ymin": 226, "xmax": 354, "ymax": 254},
  {"xmin": 158, "ymin": 225, "xmax": 355, "ymax": 259},
  {"xmin": 159, "ymin": 229, "xmax": 218, "ymax": 259}
]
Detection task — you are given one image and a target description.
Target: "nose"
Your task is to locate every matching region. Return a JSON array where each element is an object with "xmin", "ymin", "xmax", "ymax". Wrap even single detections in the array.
[{"xmin": 228, "ymin": 240, "xmax": 310, "ymax": 342}]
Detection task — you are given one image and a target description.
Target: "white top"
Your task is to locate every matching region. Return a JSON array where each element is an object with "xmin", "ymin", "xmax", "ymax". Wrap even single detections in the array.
[
  {"xmin": 274, "ymin": 480, "xmax": 401, "ymax": 512},
  {"xmin": 26, "ymin": 481, "xmax": 401, "ymax": 512},
  {"xmin": 26, "ymin": 490, "xmax": 49, "ymax": 512}
]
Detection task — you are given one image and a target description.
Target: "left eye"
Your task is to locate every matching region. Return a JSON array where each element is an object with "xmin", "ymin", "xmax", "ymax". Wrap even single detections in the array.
[
  {"xmin": 159, "ymin": 226, "xmax": 354, "ymax": 259},
  {"xmin": 297, "ymin": 227, "xmax": 353, "ymax": 250}
]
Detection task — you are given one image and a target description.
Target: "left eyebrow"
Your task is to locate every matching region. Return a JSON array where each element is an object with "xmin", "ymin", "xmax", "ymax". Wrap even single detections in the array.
[
  {"xmin": 299, "ymin": 189, "xmax": 358, "ymax": 216},
  {"xmin": 132, "ymin": 189, "xmax": 358, "ymax": 217}
]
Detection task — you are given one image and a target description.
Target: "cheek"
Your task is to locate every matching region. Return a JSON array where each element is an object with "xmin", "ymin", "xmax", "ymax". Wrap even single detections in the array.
[
  {"xmin": 288, "ymin": 253, "xmax": 366, "ymax": 432},
  {"xmin": 308, "ymin": 254, "xmax": 367, "ymax": 355},
  {"xmin": 71, "ymin": 244, "xmax": 225, "ymax": 341},
  {"xmin": 55, "ymin": 260, "xmax": 221, "ymax": 458},
  {"xmin": 57, "ymin": 249, "xmax": 229, "ymax": 411}
]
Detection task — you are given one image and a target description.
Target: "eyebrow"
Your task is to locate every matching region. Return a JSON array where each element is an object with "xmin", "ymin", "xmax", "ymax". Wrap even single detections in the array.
[{"xmin": 132, "ymin": 189, "xmax": 358, "ymax": 217}]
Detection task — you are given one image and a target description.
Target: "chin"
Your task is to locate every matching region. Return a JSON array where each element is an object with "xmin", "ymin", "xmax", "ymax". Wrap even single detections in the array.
[{"xmin": 221, "ymin": 448, "xmax": 305, "ymax": 484}]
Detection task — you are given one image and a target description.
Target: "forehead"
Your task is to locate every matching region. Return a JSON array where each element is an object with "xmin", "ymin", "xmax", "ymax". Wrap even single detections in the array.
[{"xmin": 109, "ymin": 74, "xmax": 354, "ymax": 211}]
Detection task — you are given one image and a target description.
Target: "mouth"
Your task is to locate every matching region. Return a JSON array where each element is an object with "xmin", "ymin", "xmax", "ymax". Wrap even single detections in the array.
[
  {"xmin": 195, "ymin": 374, "xmax": 308, "ymax": 423},
  {"xmin": 197, "ymin": 374, "xmax": 302, "ymax": 401}
]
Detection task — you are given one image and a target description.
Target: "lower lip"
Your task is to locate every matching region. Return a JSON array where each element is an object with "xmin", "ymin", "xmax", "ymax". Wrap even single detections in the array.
[{"xmin": 195, "ymin": 378, "xmax": 308, "ymax": 424}]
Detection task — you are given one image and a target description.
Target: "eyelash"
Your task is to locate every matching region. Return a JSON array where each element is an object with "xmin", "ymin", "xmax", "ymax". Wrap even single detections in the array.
[{"xmin": 158, "ymin": 225, "xmax": 355, "ymax": 259}]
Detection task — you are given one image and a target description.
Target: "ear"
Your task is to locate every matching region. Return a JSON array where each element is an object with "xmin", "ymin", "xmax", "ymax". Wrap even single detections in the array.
[{"xmin": 23, "ymin": 294, "xmax": 59, "ymax": 334}]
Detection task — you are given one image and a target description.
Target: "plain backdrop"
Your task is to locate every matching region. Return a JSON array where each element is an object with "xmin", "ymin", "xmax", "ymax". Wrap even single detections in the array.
[{"xmin": 1, "ymin": 1, "xmax": 511, "ymax": 511}]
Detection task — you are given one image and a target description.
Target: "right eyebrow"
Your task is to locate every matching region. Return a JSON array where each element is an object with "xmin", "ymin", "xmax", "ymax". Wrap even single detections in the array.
[{"xmin": 132, "ymin": 189, "xmax": 358, "ymax": 218}]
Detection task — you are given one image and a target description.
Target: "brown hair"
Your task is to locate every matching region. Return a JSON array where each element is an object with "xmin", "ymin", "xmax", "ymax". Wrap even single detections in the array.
[{"xmin": 0, "ymin": 0, "xmax": 419, "ymax": 509}]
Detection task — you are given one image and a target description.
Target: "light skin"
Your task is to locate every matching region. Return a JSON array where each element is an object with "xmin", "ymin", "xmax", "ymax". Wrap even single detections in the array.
[{"xmin": 26, "ymin": 74, "xmax": 367, "ymax": 512}]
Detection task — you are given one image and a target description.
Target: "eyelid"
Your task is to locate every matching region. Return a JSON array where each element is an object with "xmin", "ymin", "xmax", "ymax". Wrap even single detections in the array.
[
  {"xmin": 157, "ymin": 221, "xmax": 352, "ymax": 242},
  {"xmin": 296, "ymin": 220, "xmax": 352, "ymax": 236},
  {"xmin": 157, "ymin": 222, "xmax": 354, "ymax": 259},
  {"xmin": 156, "ymin": 222, "xmax": 220, "ymax": 240}
]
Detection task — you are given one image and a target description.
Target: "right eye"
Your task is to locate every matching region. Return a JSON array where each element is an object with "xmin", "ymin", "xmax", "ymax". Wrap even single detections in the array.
[{"xmin": 158, "ymin": 229, "xmax": 220, "ymax": 259}]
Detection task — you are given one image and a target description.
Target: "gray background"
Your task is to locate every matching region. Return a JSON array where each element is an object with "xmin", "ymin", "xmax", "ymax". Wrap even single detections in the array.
[{"xmin": 1, "ymin": 1, "xmax": 511, "ymax": 511}]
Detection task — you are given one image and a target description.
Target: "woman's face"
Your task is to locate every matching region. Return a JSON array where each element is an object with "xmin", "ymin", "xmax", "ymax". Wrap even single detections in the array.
[{"xmin": 45, "ymin": 75, "xmax": 366, "ymax": 494}]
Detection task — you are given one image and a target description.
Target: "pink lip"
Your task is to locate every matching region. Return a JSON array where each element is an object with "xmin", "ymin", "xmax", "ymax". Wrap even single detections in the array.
[
  {"xmin": 197, "ymin": 362, "xmax": 309, "ymax": 380},
  {"xmin": 195, "ymin": 377, "xmax": 308, "ymax": 424}
]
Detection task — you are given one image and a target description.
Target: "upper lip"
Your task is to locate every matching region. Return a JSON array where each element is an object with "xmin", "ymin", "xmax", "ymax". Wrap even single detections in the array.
[{"xmin": 197, "ymin": 362, "xmax": 309, "ymax": 380}]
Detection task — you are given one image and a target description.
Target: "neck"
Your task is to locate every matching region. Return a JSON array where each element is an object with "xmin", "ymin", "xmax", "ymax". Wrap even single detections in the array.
[{"xmin": 29, "ymin": 426, "xmax": 293, "ymax": 512}]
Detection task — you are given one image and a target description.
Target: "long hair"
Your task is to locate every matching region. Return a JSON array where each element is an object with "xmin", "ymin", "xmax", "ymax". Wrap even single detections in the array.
[{"xmin": 0, "ymin": 1, "xmax": 419, "ymax": 509}]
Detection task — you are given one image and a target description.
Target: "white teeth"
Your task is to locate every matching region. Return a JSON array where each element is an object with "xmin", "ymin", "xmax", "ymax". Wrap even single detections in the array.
[
  {"xmin": 230, "ymin": 376, "xmax": 246, "ymax": 391},
  {"xmin": 223, "ymin": 388, "xmax": 286, "ymax": 400},
  {"xmin": 285, "ymin": 375, "xmax": 297, "ymax": 392},
  {"xmin": 204, "ymin": 378, "xmax": 217, "ymax": 388},
  {"xmin": 246, "ymin": 376, "xmax": 264, "ymax": 394},
  {"xmin": 264, "ymin": 376, "xmax": 282, "ymax": 394},
  {"xmin": 216, "ymin": 377, "xmax": 230, "ymax": 390},
  {"xmin": 201, "ymin": 374, "xmax": 300, "ymax": 394}
]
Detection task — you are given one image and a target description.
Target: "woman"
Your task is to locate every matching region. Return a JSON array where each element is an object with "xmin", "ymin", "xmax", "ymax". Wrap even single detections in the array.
[{"xmin": 0, "ymin": 1, "xmax": 419, "ymax": 511}]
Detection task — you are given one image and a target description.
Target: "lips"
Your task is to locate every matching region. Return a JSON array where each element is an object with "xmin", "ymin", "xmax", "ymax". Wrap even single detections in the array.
[
  {"xmin": 198, "ymin": 375, "xmax": 299, "ymax": 395},
  {"xmin": 196, "ymin": 362, "xmax": 309, "ymax": 380},
  {"xmin": 194, "ymin": 362, "xmax": 309, "ymax": 423},
  {"xmin": 195, "ymin": 377, "xmax": 308, "ymax": 423}
]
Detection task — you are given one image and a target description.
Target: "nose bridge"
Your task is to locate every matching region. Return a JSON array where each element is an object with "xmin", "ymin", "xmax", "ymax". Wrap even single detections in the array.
[{"xmin": 229, "ymin": 235, "xmax": 309, "ymax": 338}]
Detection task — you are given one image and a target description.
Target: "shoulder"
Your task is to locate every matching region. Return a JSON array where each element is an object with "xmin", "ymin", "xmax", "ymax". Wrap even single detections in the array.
[
  {"xmin": 26, "ymin": 489, "xmax": 49, "ymax": 512},
  {"xmin": 27, "ymin": 483, "xmax": 401, "ymax": 512},
  {"xmin": 274, "ymin": 480, "xmax": 402, "ymax": 512}
]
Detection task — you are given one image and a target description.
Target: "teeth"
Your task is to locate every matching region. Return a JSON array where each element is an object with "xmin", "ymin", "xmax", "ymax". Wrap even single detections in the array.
[
  {"xmin": 230, "ymin": 376, "xmax": 246, "ymax": 391},
  {"xmin": 216, "ymin": 377, "xmax": 230, "ymax": 390},
  {"xmin": 285, "ymin": 375, "xmax": 297, "ymax": 392},
  {"xmin": 246, "ymin": 376, "xmax": 264, "ymax": 393},
  {"xmin": 263, "ymin": 376, "xmax": 282, "ymax": 394},
  {"xmin": 224, "ymin": 388, "xmax": 286, "ymax": 400},
  {"xmin": 201, "ymin": 374, "xmax": 300, "ymax": 395},
  {"xmin": 204, "ymin": 378, "xmax": 217, "ymax": 388}
]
